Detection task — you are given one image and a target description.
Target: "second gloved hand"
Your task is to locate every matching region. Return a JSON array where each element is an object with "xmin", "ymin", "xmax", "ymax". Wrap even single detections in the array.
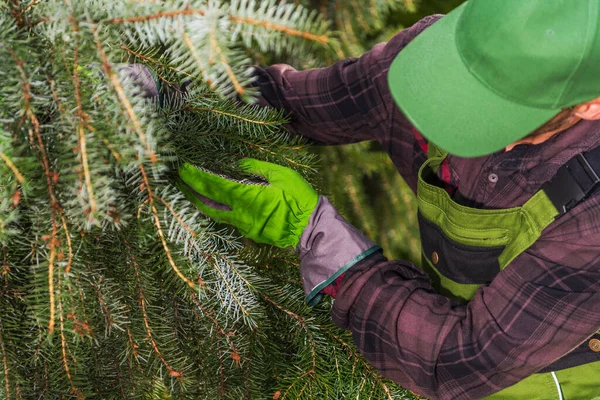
[{"xmin": 178, "ymin": 158, "xmax": 319, "ymax": 248}]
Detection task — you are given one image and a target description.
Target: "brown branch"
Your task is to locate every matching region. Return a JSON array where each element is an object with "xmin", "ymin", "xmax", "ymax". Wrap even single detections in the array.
[
  {"xmin": 128, "ymin": 249, "xmax": 182, "ymax": 378},
  {"xmin": 23, "ymin": 0, "xmax": 42, "ymax": 13},
  {"xmin": 280, "ymin": 370, "xmax": 315, "ymax": 400},
  {"xmin": 0, "ymin": 153, "xmax": 25, "ymax": 184},
  {"xmin": 181, "ymin": 31, "xmax": 213, "ymax": 87},
  {"xmin": 217, "ymin": 48, "xmax": 245, "ymax": 96},
  {"xmin": 155, "ymin": 196, "xmax": 197, "ymax": 239},
  {"xmin": 49, "ymin": 65, "xmax": 122, "ymax": 162},
  {"xmin": 218, "ymin": 347, "xmax": 226, "ymax": 396},
  {"xmin": 229, "ymin": 16, "xmax": 329, "ymax": 45},
  {"xmin": 10, "ymin": 49, "xmax": 61, "ymax": 334},
  {"xmin": 0, "ymin": 322, "xmax": 10, "ymax": 399},
  {"xmin": 106, "ymin": 9, "xmax": 205, "ymax": 24},
  {"xmin": 184, "ymin": 106, "xmax": 285, "ymax": 129},
  {"xmin": 60, "ymin": 214, "xmax": 73, "ymax": 274},
  {"xmin": 104, "ymin": 7, "xmax": 330, "ymax": 48},
  {"xmin": 9, "ymin": 0, "xmax": 26, "ymax": 28},
  {"xmin": 136, "ymin": 197, "xmax": 150, "ymax": 220},
  {"xmin": 90, "ymin": 25, "xmax": 157, "ymax": 163},
  {"xmin": 126, "ymin": 328, "xmax": 140, "ymax": 360},
  {"xmin": 72, "ymin": 18, "xmax": 97, "ymax": 219},
  {"xmin": 114, "ymin": 359, "xmax": 128, "ymax": 400},
  {"xmin": 205, "ymin": 130, "xmax": 313, "ymax": 169},
  {"xmin": 138, "ymin": 163, "xmax": 195, "ymax": 288},
  {"xmin": 189, "ymin": 292, "xmax": 231, "ymax": 339},
  {"xmin": 91, "ymin": 279, "xmax": 114, "ymax": 330},
  {"xmin": 262, "ymin": 294, "xmax": 316, "ymax": 371},
  {"xmin": 58, "ymin": 302, "xmax": 82, "ymax": 399}
]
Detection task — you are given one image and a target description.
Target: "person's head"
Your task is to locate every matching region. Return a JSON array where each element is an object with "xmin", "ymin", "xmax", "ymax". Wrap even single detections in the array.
[
  {"xmin": 505, "ymin": 96, "xmax": 600, "ymax": 151},
  {"xmin": 387, "ymin": 0, "xmax": 600, "ymax": 158}
]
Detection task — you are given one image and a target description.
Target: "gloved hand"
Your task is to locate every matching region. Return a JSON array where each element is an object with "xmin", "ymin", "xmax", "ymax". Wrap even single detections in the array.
[{"xmin": 178, "ymin": 158, "xmax": 319, "ymax": 248}]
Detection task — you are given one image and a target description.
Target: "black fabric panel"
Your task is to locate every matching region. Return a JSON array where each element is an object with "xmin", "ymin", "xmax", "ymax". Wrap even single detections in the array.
[
  {"xmin": 418, "ymin": 212, "xmax": 504, "ymax": 284},
  {"xmin": 539, "ymin": 333, "xmax": 600, "ymax": 373}
]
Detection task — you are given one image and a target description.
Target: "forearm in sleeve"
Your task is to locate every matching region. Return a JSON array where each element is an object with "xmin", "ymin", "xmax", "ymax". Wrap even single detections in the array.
[
  {"xmin": 328, "ymin": 249, "xmax": 600, "ymax": 399},
  {"xmin": 249, "ymin": 15, "xmax": 443, "ymax": 146}
]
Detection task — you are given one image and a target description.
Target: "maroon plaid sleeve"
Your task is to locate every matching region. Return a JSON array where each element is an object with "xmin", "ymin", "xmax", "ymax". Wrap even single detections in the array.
[{"xmin": 330, "ymin": 203, "xmax": 600, "ymax": 399}]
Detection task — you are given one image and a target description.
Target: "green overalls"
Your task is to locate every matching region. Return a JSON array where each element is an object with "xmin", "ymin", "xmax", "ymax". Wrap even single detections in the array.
[{"xmin": 417, "ymin": 145, "xmax": 600, "ymax": 399}]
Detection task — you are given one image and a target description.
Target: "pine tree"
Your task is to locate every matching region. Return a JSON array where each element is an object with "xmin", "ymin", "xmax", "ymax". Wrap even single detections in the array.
[{"xmin": 0, "ymin": 0, "xmax": 429, "ymax": 398}]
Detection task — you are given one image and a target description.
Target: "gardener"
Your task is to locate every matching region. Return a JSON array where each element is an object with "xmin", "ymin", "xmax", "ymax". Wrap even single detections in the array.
[{"xmin": 178, "ymin": 1, "xmax": 600, "ymax": 398}]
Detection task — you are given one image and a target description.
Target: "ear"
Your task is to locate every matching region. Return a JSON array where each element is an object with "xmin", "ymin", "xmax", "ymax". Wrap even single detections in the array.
[{"xmin": 574, "ymin": 96, "xmax": 600, "ymax": 120}]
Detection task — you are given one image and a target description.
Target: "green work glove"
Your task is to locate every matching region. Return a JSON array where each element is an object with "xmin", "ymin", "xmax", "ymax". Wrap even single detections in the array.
[{"xmin": 178, "ymin": 158, "xmax": 319, "ymax": 248}]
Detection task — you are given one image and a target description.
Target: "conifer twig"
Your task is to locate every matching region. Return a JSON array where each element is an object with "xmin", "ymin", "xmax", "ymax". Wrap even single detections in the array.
[
  {"xmin": 262, "ymin": 294, "xmax": 316, "ymax": 371},
  {"xmin": 181, "ymin": 31, "xmax": 213, "ymax": 87},
  {"xmin": 119, "ymin": 44, "xmax": 193, "ymax": 82},
  {"xmin": 209, "ymin": 130, "xmax": 313, "ymax": 169},
  {"xmin": 10, "ymin": 48, "xmax": 61, "ymax": 334},
  {"xmin": 216, "ymin": 47, "xmax": 245, "ymax": 96},
  {"xmin": 0, "ymin": 153, "xmax": 24, "ymax": 184},
  {"xmin": 156, "ymin": 196, "xmax": 197, "ymax": 239},
  {"xmin": 350, "ymin": 1, "xmax": 371, "ymax": 32},
  {"xmin": 322, "ymin": 330, "xmax": 394, "ymax": 400},
  {"xmin": 24, "ymin": 0, "xmax": 42, "ymax": 13},
  {"xmin": 138, "ymin": 163, "xmax": 195, "ymax": 288},
  {"xmin": 105, "ymin": 9, "xmax": 206, "ymax": 24},
  {"xmin": 73, "ymin": 17, "xmax": 97, "ymax": 218},
  {"xmin": 128, "ymin": 249, "xmax": 182, "ymax": 378},
  {"xmin": 91, "ymin": 280, "xmax": 114, "ymax": 330},
  {"xmin": 58, "ymin": 301, "xmax": 82, "ymax": 399},
  {"xmin": 0, "ymin": 324, "xmax": 10, "ymax": 399},
  {"xmin": 211, "ymin": 259, "xmax": 251, "ymax": 318},
  {"xmin": 91, "ymin": 25, "xmax": 157, "ymax": 163},
  {"xmin": 281, "ymin": 370, "xmax": 315, "ymax": 400},
  {"xmin": 229, "ymin": 15, "xmax": 330, "ymax": 45},
  {"xmin": 60, "ymin": 214, "xmax": 74, "ymax": 274},
  {"xmin": 186, "ymin": 106, "xmax": 283, "ymax": 129}
]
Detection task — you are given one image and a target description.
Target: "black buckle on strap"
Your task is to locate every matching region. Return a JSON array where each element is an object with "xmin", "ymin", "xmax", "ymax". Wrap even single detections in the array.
[{"xmin": 542, "ymin": 153, "xmax": 600, "ymax": 215}]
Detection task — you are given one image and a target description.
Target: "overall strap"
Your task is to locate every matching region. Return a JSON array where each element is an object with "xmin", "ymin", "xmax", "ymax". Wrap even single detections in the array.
[
  {"xmin": 542, "ymin": 145, "xmax": 600, "ymax": 216},
  {"xmin": 427, "ymin": 142, "xmax": 447, "ymax": 160}
]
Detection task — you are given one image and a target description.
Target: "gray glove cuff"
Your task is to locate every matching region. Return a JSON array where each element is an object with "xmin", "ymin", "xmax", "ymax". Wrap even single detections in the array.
[
  {"xmin": 295, "ymin": 196, "xmax": 381, "ymax": 306},
  {"xmin": 118, "ymin": 63, "xmax": 160, "ymax": 99}
]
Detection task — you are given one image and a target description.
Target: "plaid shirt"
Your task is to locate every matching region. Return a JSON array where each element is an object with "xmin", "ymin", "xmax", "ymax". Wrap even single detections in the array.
[{"xmin": 252, "ymin": 15, "xmax": 600, "ymax": 400}]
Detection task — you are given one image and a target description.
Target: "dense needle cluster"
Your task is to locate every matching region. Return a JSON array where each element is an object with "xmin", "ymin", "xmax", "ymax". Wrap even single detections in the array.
[{"xmin": 0, "ymin": 0, "xmax": 420, "ymax": 398}]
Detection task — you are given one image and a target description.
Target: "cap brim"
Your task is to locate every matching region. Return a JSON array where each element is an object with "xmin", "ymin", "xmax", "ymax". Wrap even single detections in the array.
[{"xmin": 388, "ymin": 3, "xmax": 560, "ymax": 158}]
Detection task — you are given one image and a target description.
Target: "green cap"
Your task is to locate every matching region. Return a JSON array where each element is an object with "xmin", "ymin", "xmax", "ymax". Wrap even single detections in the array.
[{"xmin": 388, "ymin": 0, "xmax": 600, "ymax": 157}]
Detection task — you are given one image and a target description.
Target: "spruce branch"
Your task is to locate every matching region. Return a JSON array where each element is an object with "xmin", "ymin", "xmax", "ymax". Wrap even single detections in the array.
[
  {"xmin": 58, "ymin": 300, "xmax": 83, "ymax": 399},
  {"xmin": 0, "ymin": 152, "xmax": 25, "ymax": 184},
  {"xmin": 9, "ymin": 47, "xmax": 62, "ymax": 335},
  {"xmin": 0, "ymin": 322, "xmax": 9, "ymax": 399},
  {"xmin": 0, "ymin": 0, "xmax": 421, "ymax": 397},
  {"xmin": 181, "ymin": 30, "xmax": 213, "ymax": 88},
  {"xmin": 128, "ymin": 246, "xmax": 183, "ymax": 379},
  {"xmin": 72, "ymin": 16, "xmax": 98, "ymax": 221},
  {"xmin": 90, "ymin": 24, "xmax": 158, "ymax": 164},
  {"xmin": 262, "ymin": 293, "xmax": 317, "ymax": 372},
  {"xmin": 137, "ymin": 162, "xmax": 196, "ymax": 289}
]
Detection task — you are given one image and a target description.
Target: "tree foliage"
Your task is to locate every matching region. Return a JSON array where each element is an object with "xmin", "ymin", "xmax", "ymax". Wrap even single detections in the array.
[{"xmin": 0, "ymin": 0, "xmax": 425, "ymax": 398}]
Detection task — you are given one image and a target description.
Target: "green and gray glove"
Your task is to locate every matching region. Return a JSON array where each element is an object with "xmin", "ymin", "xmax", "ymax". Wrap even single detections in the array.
[{"xmin": 178, "ymin": 158, "xmax": 319, "ymax": 248}]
